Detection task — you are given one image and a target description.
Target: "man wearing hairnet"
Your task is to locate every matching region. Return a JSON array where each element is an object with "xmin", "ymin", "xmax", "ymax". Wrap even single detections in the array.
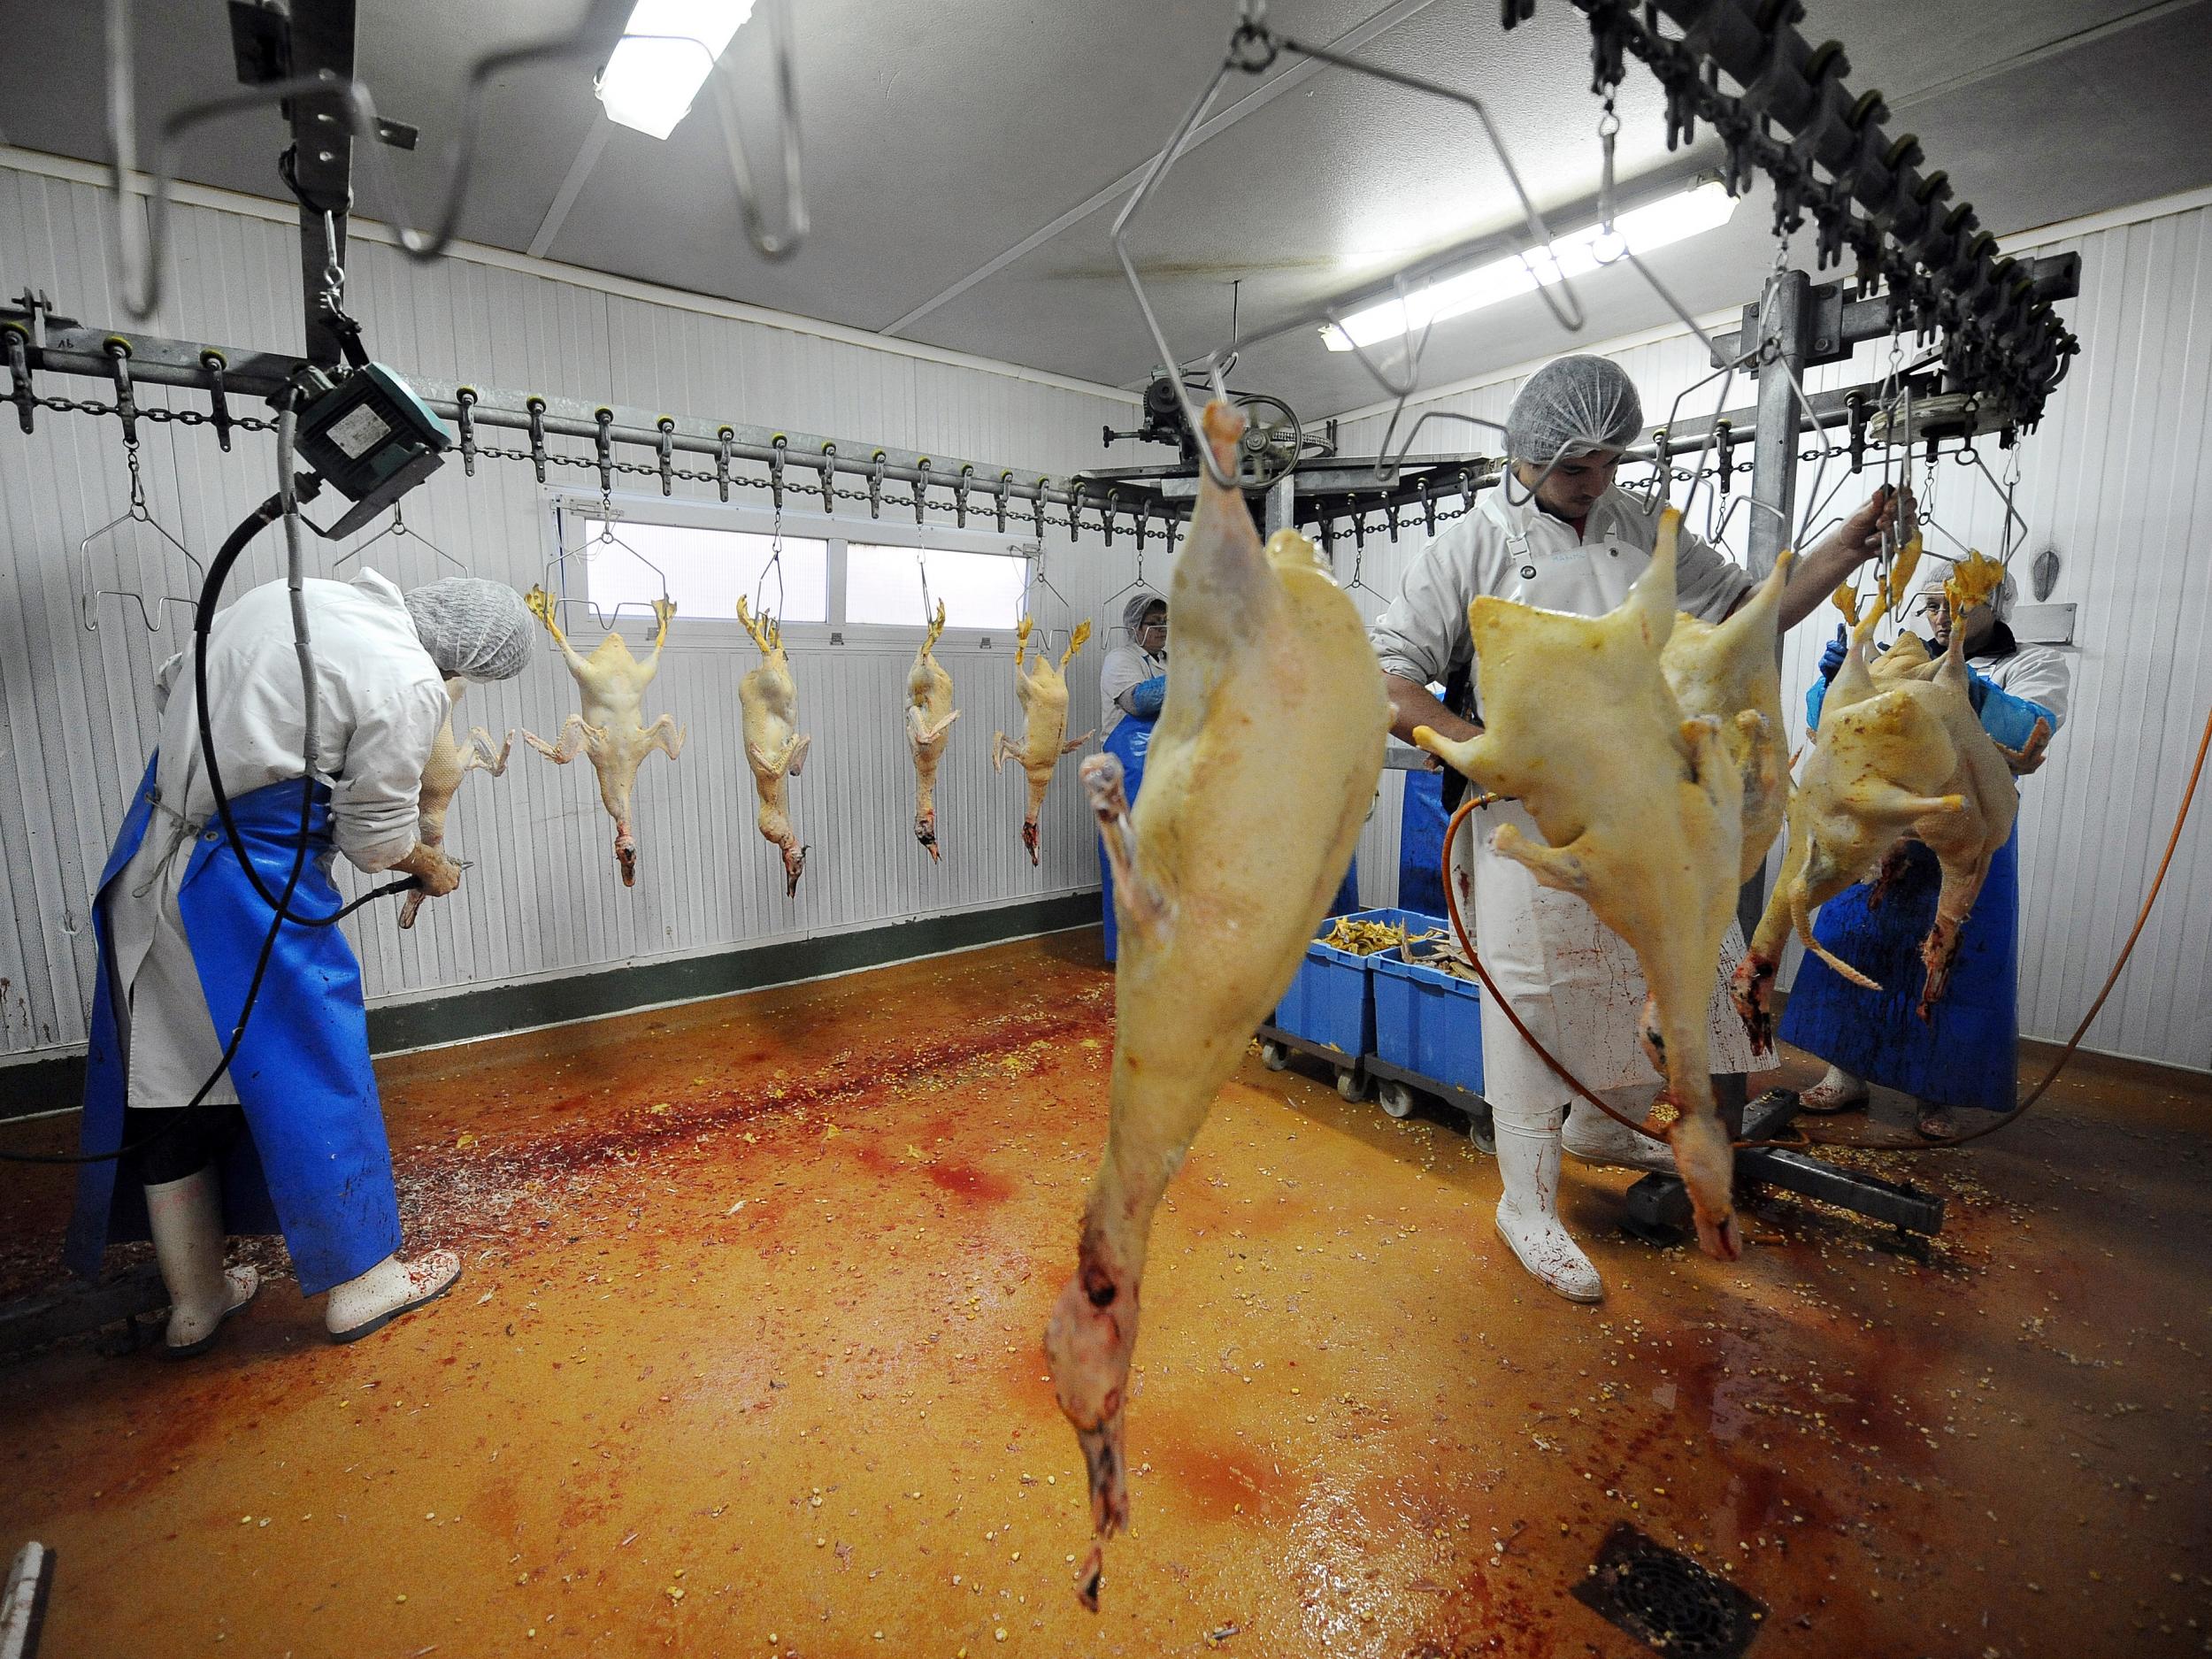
[
  {"xmin": 1369, "ymin": 354, "xmax": 1911, "ymax": 1302},
  {"xmin": 68, "ymin": 569, "xmax": 536, "ymax": 1354},
  {"xmin": 1783, "ymin": 566, "xmax": 2069, "ymax": 1140}
]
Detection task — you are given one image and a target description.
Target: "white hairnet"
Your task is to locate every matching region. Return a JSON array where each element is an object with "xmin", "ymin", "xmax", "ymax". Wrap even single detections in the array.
[
  {"xmin": 1122, "ymin": 591, "xmax": 1166, "ymax": 635},
  {"xmin": 404, "ymin": 578, "xmax": 534, "ymax": 681},
  {"xmin": 1504, "ymin": 355, "xmax": 1643, "ymax": 464}
]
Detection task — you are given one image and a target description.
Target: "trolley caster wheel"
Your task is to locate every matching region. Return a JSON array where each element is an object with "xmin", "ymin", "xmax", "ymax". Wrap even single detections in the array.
[
  {"xmin": 1467, "ymin": 1107, "xmax": 1496, "ymax": 1156},
  {"xmin": 1260, "ymin": 1041, "xmax": 1290, "ymax": 1072},
  {"xmin": 1335, "ymin": 1067, "xmax": 1368, "ymax": 1102},
  {"xmin": 1378, "ymin": 1080, "xmax": 1416, "ymax": 1120}
]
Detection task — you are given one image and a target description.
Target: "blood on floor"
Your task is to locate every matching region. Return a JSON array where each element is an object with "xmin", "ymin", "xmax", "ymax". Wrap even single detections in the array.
[{"xmin": 2, "ymin": 930, "xmax": 2208, "ymax": 1657}]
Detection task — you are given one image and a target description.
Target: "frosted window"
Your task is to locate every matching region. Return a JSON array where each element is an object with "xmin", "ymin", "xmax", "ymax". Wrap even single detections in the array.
[
  {"xmin": 578, "ymin": 518, "xmax": 828, "ymax": 623},
  {"xmin": 846, "ymin": 543, "xmax": 1027, "ymax": 629}
]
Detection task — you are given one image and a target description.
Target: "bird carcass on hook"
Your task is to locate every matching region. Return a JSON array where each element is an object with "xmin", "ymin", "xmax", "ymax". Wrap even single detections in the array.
[
  {"xmin": 1413, "ymin": 507, "xmax": 1748, "ymax": 1263},
  {"xmin": 737, "ymin": 596, "xmax": 810, "ymax": 896},
  {"xmin": 399, "ymin": 676, "xmax": 513, "ymax": 928},
  {"xmin": 519, "ymin": 591, "xmax": 685, "ymax": 887},
  {"xmin": 990, "ymin": 616, "xmax": 1092, "ymax": 864},
  {"xmin": 1043, "ymin": 400, "xmax": 1386, "ymax": 1609},
  {"xmin": 906, "ymin": 599, "xmax": 961, "ymax": 859},
  {"xmin": 1732, "ymin": 557, "xmax": 2048, "ymax": 1042}
]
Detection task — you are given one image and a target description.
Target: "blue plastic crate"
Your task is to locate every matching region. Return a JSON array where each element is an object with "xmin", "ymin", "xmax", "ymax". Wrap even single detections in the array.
[
  {"xmin": 1371, "ymin": 913, "xmax": 1485, "ymax": 1096},
  {"xmin": 1271, "ymin": 907, "xmax": 1435, "ymax": 1059}
]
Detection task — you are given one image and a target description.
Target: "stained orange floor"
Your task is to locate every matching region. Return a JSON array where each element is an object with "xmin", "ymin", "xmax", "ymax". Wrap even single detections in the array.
[{"xmin": 3, "ymin": 929, "xmax": 2209, "ymax": 1657}]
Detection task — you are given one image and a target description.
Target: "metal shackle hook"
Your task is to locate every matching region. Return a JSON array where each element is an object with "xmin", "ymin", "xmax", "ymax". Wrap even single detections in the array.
[
  {"xmin": 771, "ymin": 434, "xmax": 788, "ymax": 512},
  {"xmin": 995, "ymin": 471, "xmax": 1011, "ymax": 534},
  {"xmin": 593, "ymin": 407, "xmax": 614, "ymax": 495},
  {"xmin": 913, "ymin": 457, "xmax": 931, "ymax": 526},
  {"xmin": 201, "ymin": 349, "xmax": 233, "ymax": 452},
  {"xmin": 104, "ymin": 337, "xmax": 138, "ymax": 449},
  {"xmin": 868, "ymin": 451, "xmax": 886, "ymax": 520},
  {"xmin": 455, "ymin": 386, "xmax": 479, "ymax": 477},
  {"xmin": 818, "ymin": 442, "xmax": 836, "ymax": 515},
  {"xmin": 955, "ymin": 464, "xmax": 973, "ymax": 529},
  {"xmin": 715, "ymin": 426, "xmax": 733, "ymax": 503},
  {"xmin": 526, "ymin": 396, "xmax": 549, "ymax": 483},
  {"xmin": 657, "ymin": 417, "xmax": 676, "ymax": 496}
]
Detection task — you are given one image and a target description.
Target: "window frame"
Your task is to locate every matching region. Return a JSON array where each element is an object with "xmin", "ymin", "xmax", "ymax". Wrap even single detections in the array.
[{"xmin": 543, "ymin": 488, "xmax": 1041, "ymax": 648}]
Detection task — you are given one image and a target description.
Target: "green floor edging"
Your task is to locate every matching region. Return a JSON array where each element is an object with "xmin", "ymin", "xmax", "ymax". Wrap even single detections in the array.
[{"xmin": 0, "ymin": 894, "xmax": 1101, "ymax": 1121}]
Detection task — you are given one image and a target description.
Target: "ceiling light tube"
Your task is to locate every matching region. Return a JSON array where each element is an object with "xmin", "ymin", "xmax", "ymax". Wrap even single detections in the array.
[
  {"xmin": 1322, "ymin": 180, "xmax": 1740, "ymax": 350},
  {"xmin": 596, "ymin": 0, "xmax": 757, "ymax": 141}
]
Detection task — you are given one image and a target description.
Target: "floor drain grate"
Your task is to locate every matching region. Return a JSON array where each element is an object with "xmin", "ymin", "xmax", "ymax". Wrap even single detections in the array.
[{"xmin": 1570, "ymin": 1522, "xmax": 1768, "ymax": 1657}]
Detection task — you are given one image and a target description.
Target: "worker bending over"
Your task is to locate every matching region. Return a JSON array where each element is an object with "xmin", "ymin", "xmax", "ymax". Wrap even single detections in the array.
[
  {"xmin": 1369, "ymin": 354, "xmax": 1910, "ymax": 1301},
  {"xmin": 1783, "ymin": 570, "xmax": 2070, "ymax": 1139},
  {"xmin": 67, "ymin": 571, "xmax": 534, "ymax": 1354}
]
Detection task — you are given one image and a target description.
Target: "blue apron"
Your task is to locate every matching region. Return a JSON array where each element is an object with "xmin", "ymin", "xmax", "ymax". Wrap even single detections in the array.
[
  {"xmin": 1397, "ymin": 766, "xmax": 1449, "ymax": 918},
  {"xmin": 1099, "ymin": 718, "xmax": 1358, "ymax": 963},
  {"xmin": 1776, "ymin": 826, "xmax": 2021, "ymax": 1113},
  {"xmin": 66, "ymin": 755, "xmax": 403, "ymax": 1295}
]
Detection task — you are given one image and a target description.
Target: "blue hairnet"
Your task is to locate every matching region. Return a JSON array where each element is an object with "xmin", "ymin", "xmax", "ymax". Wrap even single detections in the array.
[
  {"xmin": 1504, "ymin": 355, "xmax": 1643, "ymax": 464},
  {"xmin": 404, "ymin": 578, "xmax": 534, "ymax": 681}
]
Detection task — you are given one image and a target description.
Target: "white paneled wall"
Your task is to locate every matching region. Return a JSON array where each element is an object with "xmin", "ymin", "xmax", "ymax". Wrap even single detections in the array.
[
  {"xmin": 0, "ymin": 162, "xmax": 1148, "ymax": 1063},
  {"xmin": 1331, "ymin": 203, "xmax": 2212, "ymax": 1071}
]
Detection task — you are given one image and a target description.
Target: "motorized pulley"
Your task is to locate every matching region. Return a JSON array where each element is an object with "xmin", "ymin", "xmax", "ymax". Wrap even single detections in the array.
[{"xmin": 1231, "ymin": 392, "xmax": 1302, "ymax": 490}]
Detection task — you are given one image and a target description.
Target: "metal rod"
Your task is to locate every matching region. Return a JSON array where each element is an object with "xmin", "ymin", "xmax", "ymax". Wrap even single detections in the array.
[{"xmin": 1747, "ymin": 267, "xmax": 1809, "ymax": 581}]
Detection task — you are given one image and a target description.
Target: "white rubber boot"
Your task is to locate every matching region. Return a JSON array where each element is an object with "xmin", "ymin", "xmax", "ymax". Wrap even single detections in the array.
[
  {"xmin": 1491, "ymin": 1105, "xmax": 1601, "ymax": 1302},
  {"xmin": 142, "ymin": 1167, "xmax": 259, "ymax": 1357},
  {"xmin": 1562, "ymin": 1086, "xmax": 1678, "ymax": 1175},
  {"xmin": 325, "ymin": 1249, "xmax": 464, "ymax": 1342},
  {"xmin": 1801, "ymin": 1064, "xmax": 1870, "ymax": 1114}
]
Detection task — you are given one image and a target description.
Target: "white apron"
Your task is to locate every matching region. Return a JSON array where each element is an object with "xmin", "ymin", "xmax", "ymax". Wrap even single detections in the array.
[{"xmin": 1454, "ymin": 801, "xmax": 1770, "ymax": 1111}]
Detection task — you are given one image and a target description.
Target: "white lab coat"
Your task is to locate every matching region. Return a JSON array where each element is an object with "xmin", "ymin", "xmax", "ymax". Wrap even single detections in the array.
[
  {"xmin": 1374, "ymin": 481, "xmax": 1772, "ymax": 1115},
  {"xmin": 1978, "ymin": 639, "xmax": 2071, "ymax": 732},
  {"xmin": 105, "ymin": 570, "xmax": 448, "ymax": 1110},
  {"xmin": 1098, "ymin": 641, "xmax": 1167, "ymax": 738}
]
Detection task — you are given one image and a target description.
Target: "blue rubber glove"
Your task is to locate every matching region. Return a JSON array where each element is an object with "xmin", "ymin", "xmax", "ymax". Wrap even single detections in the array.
[
  {"xmin": 1125, "ymin": 673, "xmax": 1167, "ymax": 720},
  {"xmin": 1816, "ymin": 625, "xmax": 1848, "ymax": 683},
  {"xmin": 1967, "ymin": 669, "xmax": 2055, "ymax": 752}
]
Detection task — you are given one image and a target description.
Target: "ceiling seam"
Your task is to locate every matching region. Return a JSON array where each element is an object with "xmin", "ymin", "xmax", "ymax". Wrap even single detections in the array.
[
  {"xmin": 527, "ymin": 118, "xmax": 612, "ymax": 259},
  {"xmin": 873, "ymin": 0, "xmax": 1444, "ymax": 342}
]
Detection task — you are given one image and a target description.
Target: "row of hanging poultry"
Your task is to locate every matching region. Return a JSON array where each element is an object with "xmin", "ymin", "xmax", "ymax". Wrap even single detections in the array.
[{"xmin": 398, "ymin": 581, "xmax": 1102, "ymax": 915}]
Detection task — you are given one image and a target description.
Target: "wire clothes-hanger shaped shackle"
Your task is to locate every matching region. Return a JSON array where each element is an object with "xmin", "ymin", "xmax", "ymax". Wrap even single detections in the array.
[
  {"xmin": 332, "ymin": 499, "xmax": 469, "ymax": 577},
  {"xmin": 540, "ymin": 494, "xmax": 672, "ymax": 637},
  {"xmin": 76, "ymin": 422, "xmax": 203, "ymax": 634},
  {"xmin": 102, "ymin": 0, "xmax": 807, "ymax": 324}
]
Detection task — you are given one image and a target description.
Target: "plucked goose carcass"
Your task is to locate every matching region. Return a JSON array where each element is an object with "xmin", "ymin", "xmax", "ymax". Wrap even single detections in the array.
[
  {"xmin": 1042, "ymin": 401, "xmax": 1386, "ymax": 1609},
  {"xmin": 906, "ymin": 599, "xmax": 961, "ymax": 859},
  {"xmin": 1413, "ymin": 508, "xmax": 1748, "ymax": 1263},
  {"xmin": 399, "ymin": 676, "xmax": 512, "ymax": 929},
  {"xmin": 519, "ymin": 591, "xmax": 684, "ymax": 887},
  {"xmin": 991, "ymin": 616, "xmax": 1093, "ymax": 864},
  {"xmin": 737, "ymin": 595, "xmax": 811, "ymax": 896},
  {"xmin": 1732, "ymin": 570, "xmax": 2048, "ymax": 1041}
]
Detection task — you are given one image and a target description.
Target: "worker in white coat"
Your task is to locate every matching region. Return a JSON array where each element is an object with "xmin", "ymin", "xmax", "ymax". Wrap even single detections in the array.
[
  {"xmin": 1784, "ymin": 568, "xmax": 2070, "ymax": 1138},
  {"xmin": 1098, "ymin": 590, "xmax": 1168, "ymax": 740},
  {"xmin": 66, "ymin": 572, "xmax": 534, "ymax": 1355},
  {"xmin": 1369, "ymin": 355, "xmax": 1911, "ymax": 1301}
]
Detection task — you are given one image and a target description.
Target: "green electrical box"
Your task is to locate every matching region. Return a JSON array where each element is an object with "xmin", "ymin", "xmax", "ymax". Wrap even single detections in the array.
[{"xmin": 293, "ymin": 362, "xmax": 452, "ymax": 538}]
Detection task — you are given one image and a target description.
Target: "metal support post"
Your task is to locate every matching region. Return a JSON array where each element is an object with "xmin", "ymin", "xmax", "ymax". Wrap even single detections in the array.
[
  {"xmin": 1740, "ymin": 266, "xmax": 1809, "ymax": 942},
  {"xmin": 285, "ymin": 0, "xmax": 358, "ymax": 368},
  {"xmin": 1263, "ymin": 474, "xmax": 1295, "ymax": 539},
  {"xmin": 1747, "ymin": 267, "xmax": 1809, "ymax": 582}
]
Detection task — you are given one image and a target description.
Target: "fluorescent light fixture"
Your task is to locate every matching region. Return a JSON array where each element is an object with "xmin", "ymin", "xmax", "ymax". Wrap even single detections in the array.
[
  {"xmin": 1322, "ymin": 181, "xmax": 1739, "ymax": 350},
  {"xmin": 595, "ymin": 0, "xmax": 757, "ymax": 140}
]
